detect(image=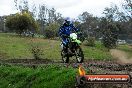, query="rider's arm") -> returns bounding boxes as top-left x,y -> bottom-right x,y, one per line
58,26 -> 63,37
59,26 -> 69,38
70,24 -> 79,32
